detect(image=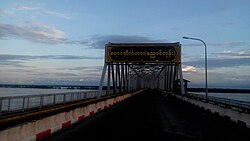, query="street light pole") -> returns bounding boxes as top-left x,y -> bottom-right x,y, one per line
183,36 -> 208,101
